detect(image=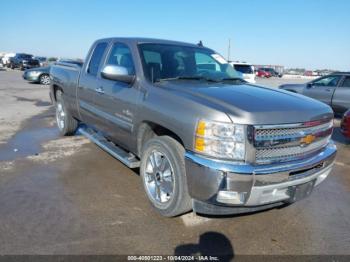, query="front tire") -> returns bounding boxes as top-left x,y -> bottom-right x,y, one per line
140,136 -> 192,217
39,74 -> 51,85
55,90 -> 78,136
